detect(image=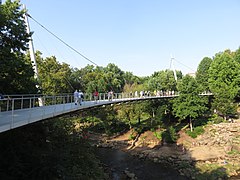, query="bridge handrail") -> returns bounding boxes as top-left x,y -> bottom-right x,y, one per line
0,91 -> 213,112
0,94 -> 74,112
